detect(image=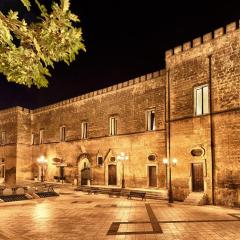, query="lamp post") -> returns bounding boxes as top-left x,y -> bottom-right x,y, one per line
37,155 -> 47,182
163,158 -> 177,203
117,152 -> 129,188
